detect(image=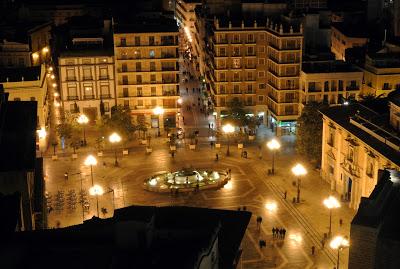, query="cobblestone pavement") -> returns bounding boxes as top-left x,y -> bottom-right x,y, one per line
44,135 -> 355,269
